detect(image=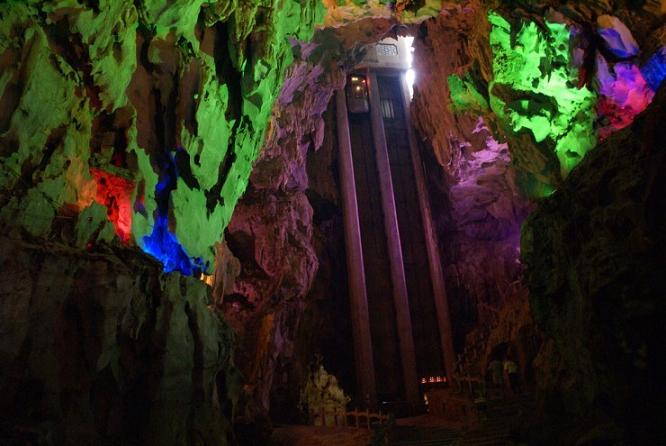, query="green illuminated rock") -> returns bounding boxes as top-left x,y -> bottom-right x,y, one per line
323,0 -> 444,24
64,0 -> 138,111
169,0 -> 324,268
0,0 -> 324,272
488,11 -> 597,196
448,73 -> 489,115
